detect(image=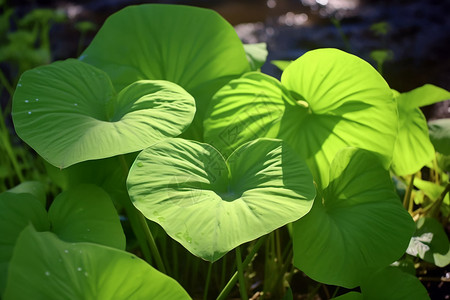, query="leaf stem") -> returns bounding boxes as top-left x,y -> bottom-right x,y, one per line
203,262 -> 213,300
429,182 -> 450,218
216,236 -> 267,300
403,174 -> 416,213
236,246 -> 248,300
